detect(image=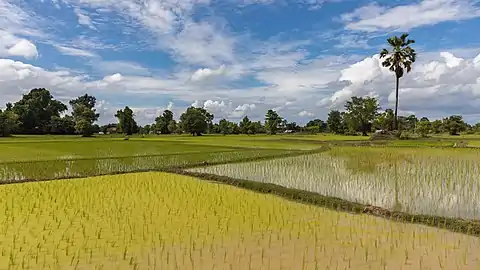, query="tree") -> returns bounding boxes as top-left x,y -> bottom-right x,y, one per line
285,122 -> 300,132
179,107 -> 214,136
404,115 -> 418,132
416,120 -> 431,137
250,121 -> 264,134
49,115 -> 75,135
0,109 -> 19,137
167,120 -> 177,134
443,115 -> 467,135
431,120 -> 443,134
218,119 -> 231,135
70,94 -> 100,137
373,109 -> 394,131
380,33 -> 416,130
115,106 -> 138,135
12,88 -> 67,134
305,119 -> 325,132
264,110 -> 282,135
344,96 -> 380,136
239,116 -> 252,134
327,110 -> 343,134
155,110 -> 174,134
